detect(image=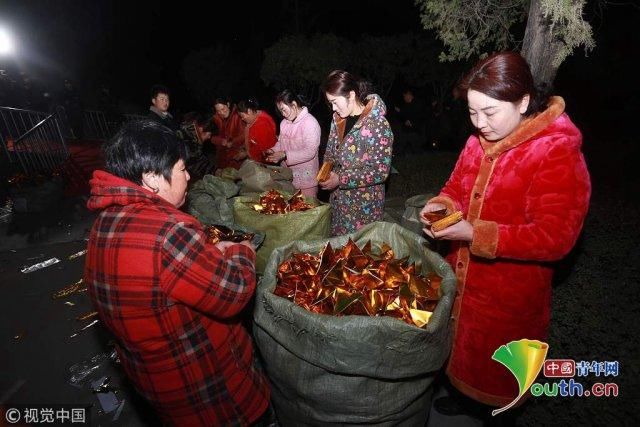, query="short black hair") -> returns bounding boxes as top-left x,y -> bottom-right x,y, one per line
237,98 -> 260,113
104,119 -> 187,185
150,84 -> 170,100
